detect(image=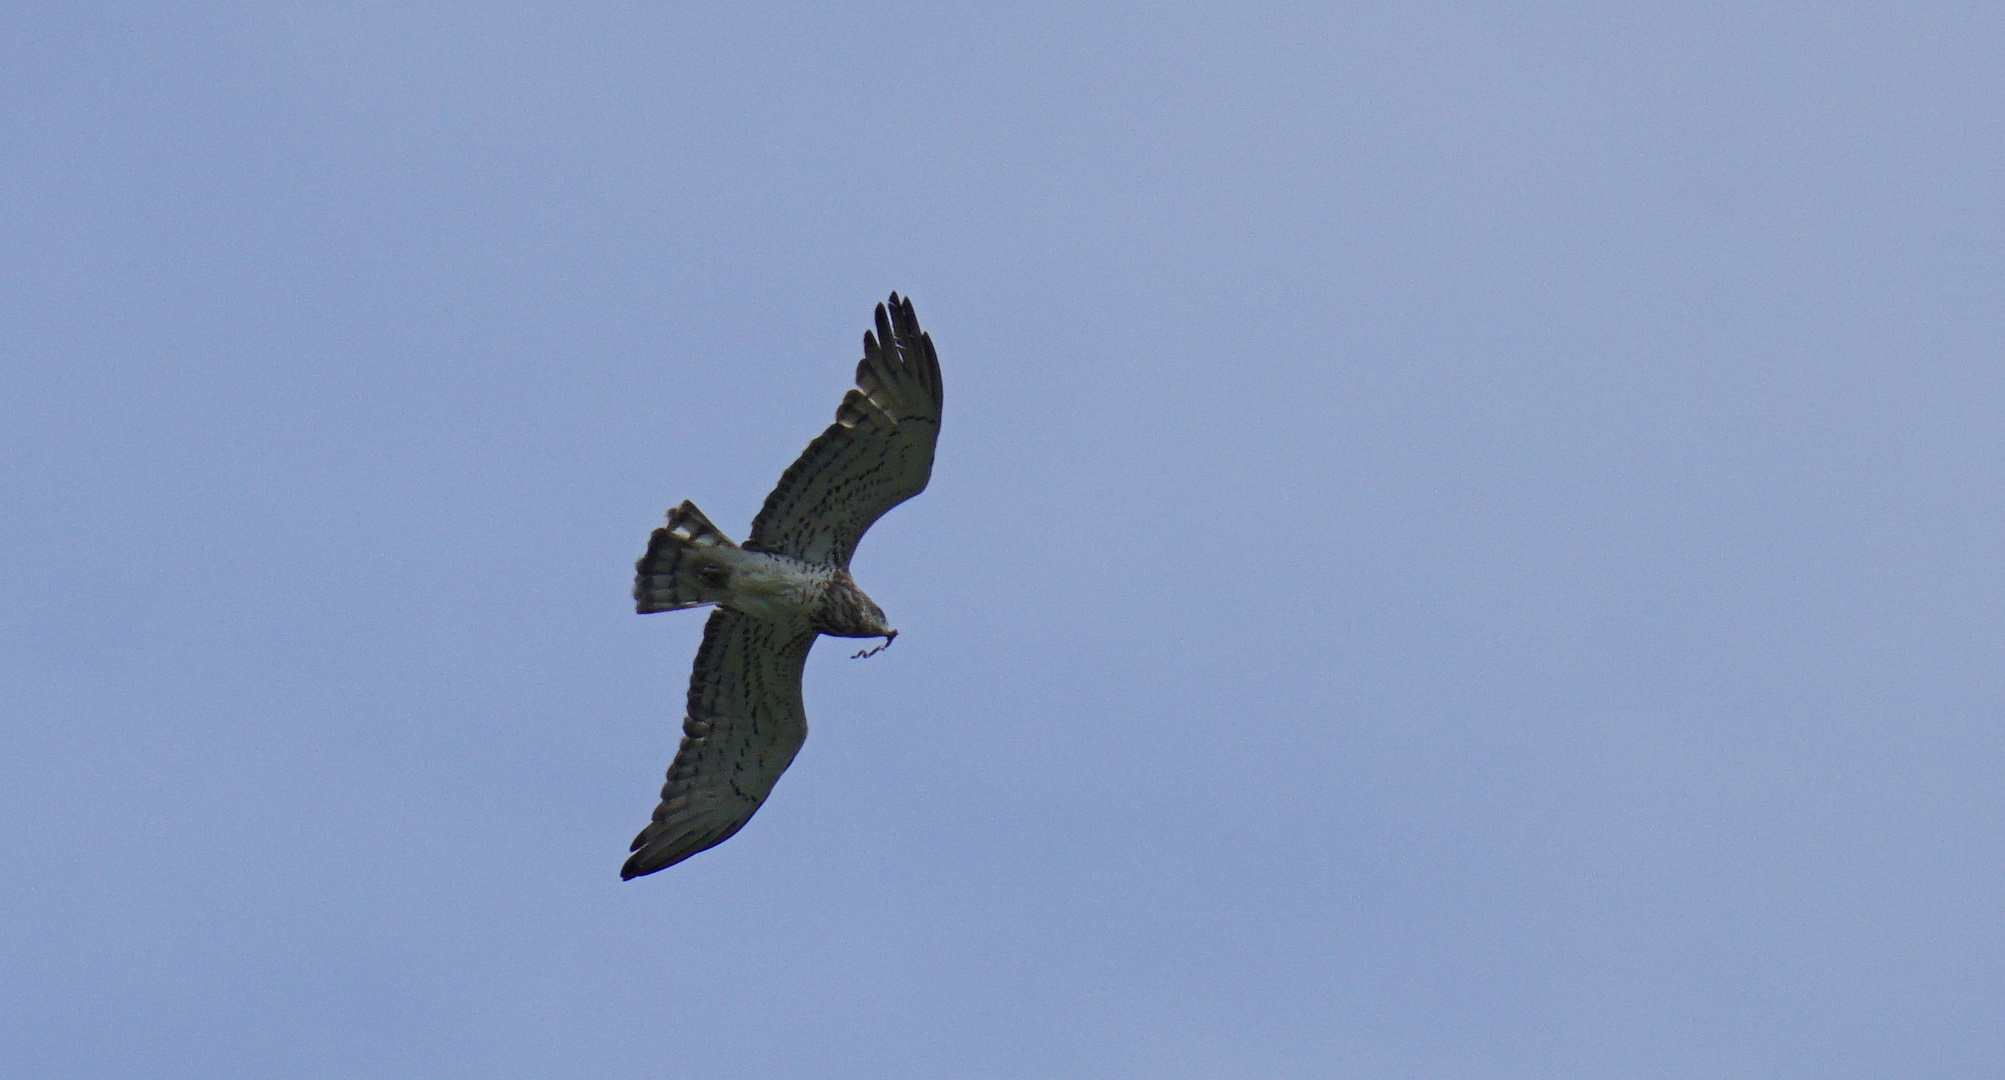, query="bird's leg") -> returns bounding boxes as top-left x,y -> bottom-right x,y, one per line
851,632 -> 896,659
